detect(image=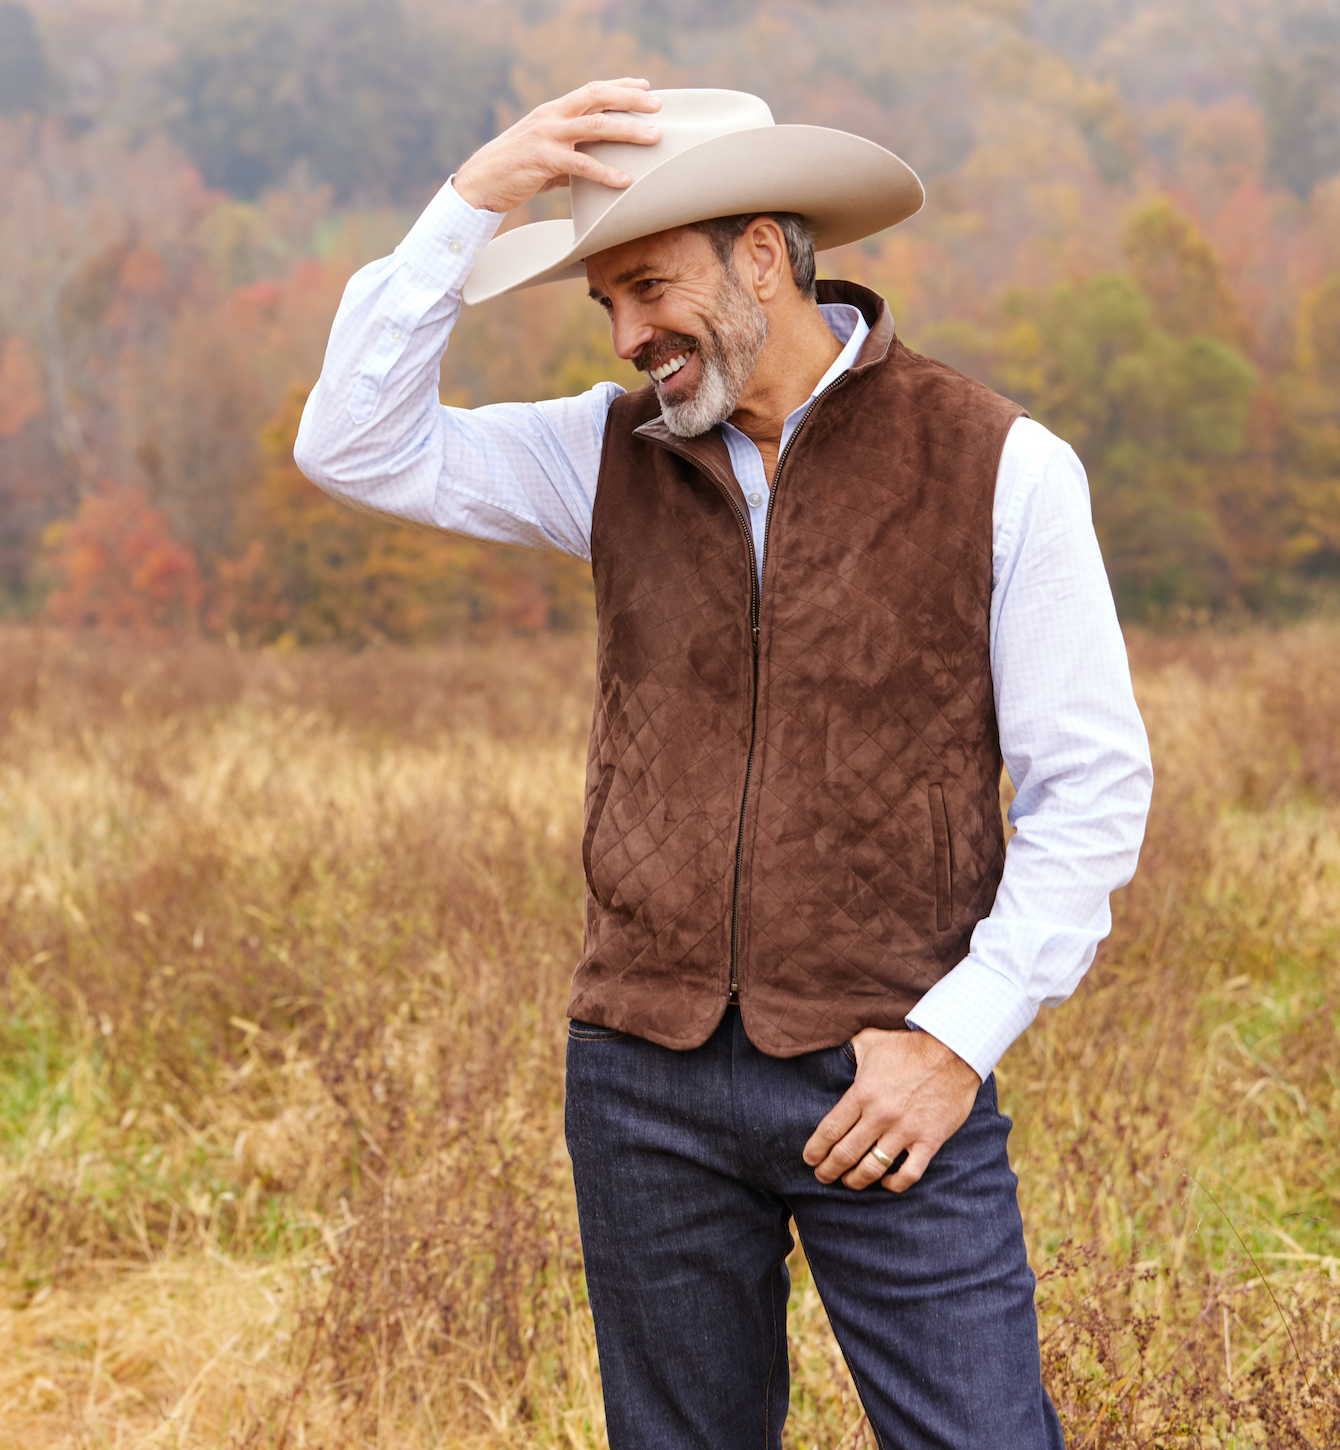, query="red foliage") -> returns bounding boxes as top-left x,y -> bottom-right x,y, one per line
41,483 -> 202,634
